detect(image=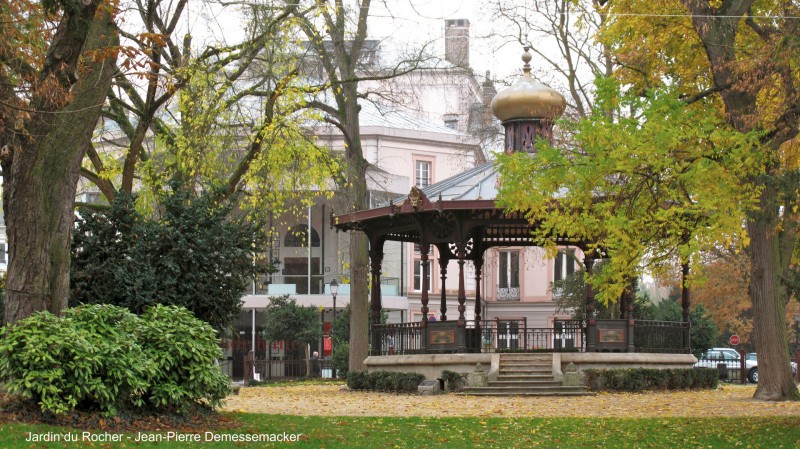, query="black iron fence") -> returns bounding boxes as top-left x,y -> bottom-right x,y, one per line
370,319 -> 584,355
244,356 -> 336,383
633,320 -> 691,354
372,322 -> 423,356
476,319 -> 584,353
